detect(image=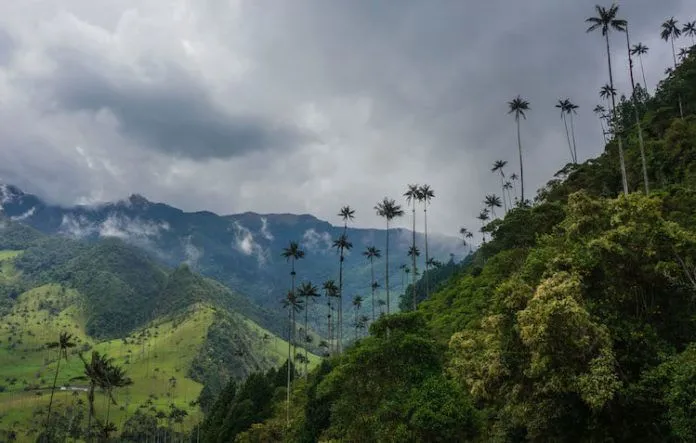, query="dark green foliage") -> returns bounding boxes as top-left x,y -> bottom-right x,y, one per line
200,364 -> 289,443
0,218 -> 43,249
